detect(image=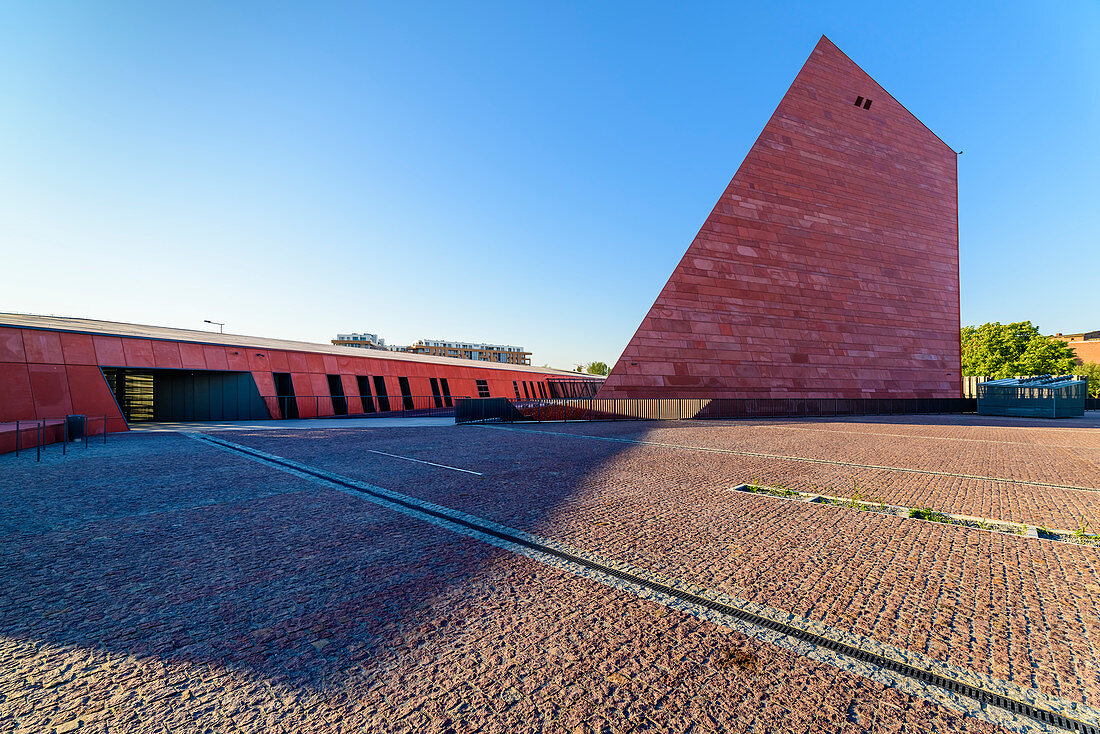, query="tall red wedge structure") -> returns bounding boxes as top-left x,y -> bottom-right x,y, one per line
599,37 -> 960,399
